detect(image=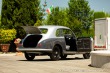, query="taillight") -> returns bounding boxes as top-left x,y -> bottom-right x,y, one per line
37,43 -> 42,47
